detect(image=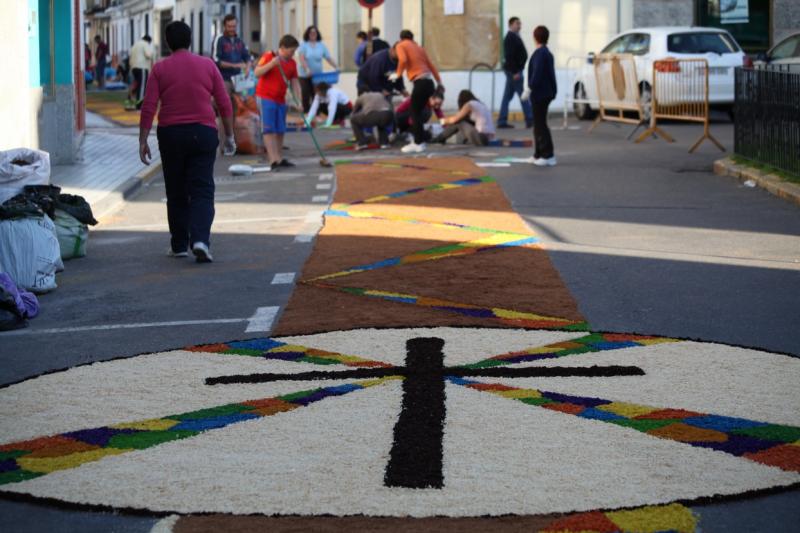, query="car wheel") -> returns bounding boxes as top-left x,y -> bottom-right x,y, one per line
573,83 -> 596,120
639,82 -> 652,123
